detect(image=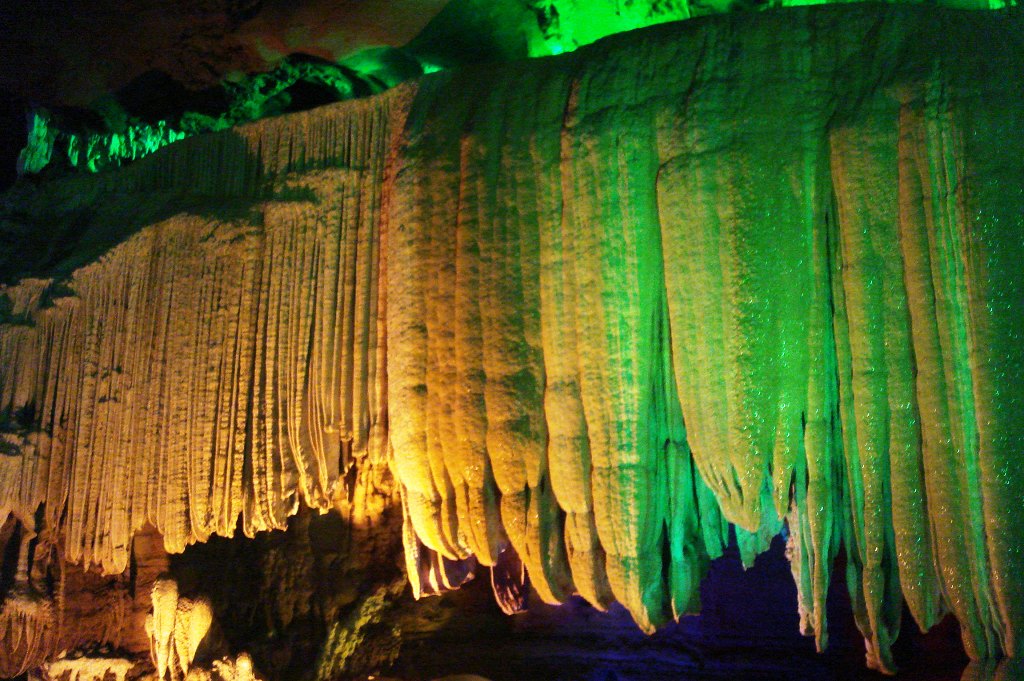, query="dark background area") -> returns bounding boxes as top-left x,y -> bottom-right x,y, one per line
0,94 -> 26,190
385,536 -> 969,681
